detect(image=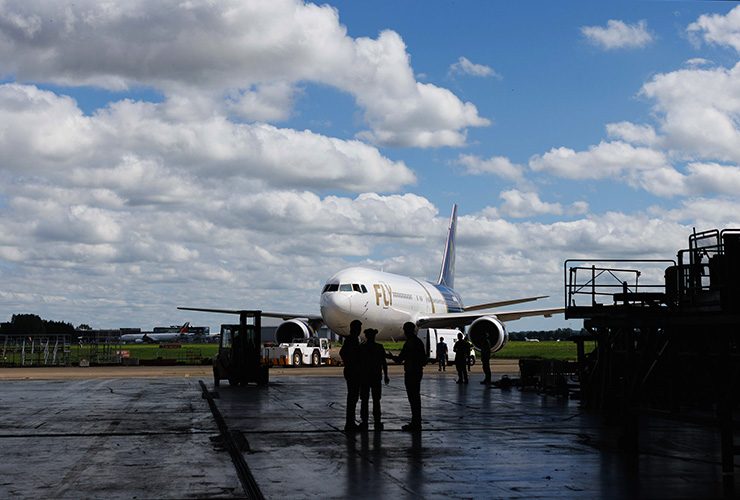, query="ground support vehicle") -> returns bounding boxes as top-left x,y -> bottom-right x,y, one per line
213,311 -> 268,386
262,337 -> 332,366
